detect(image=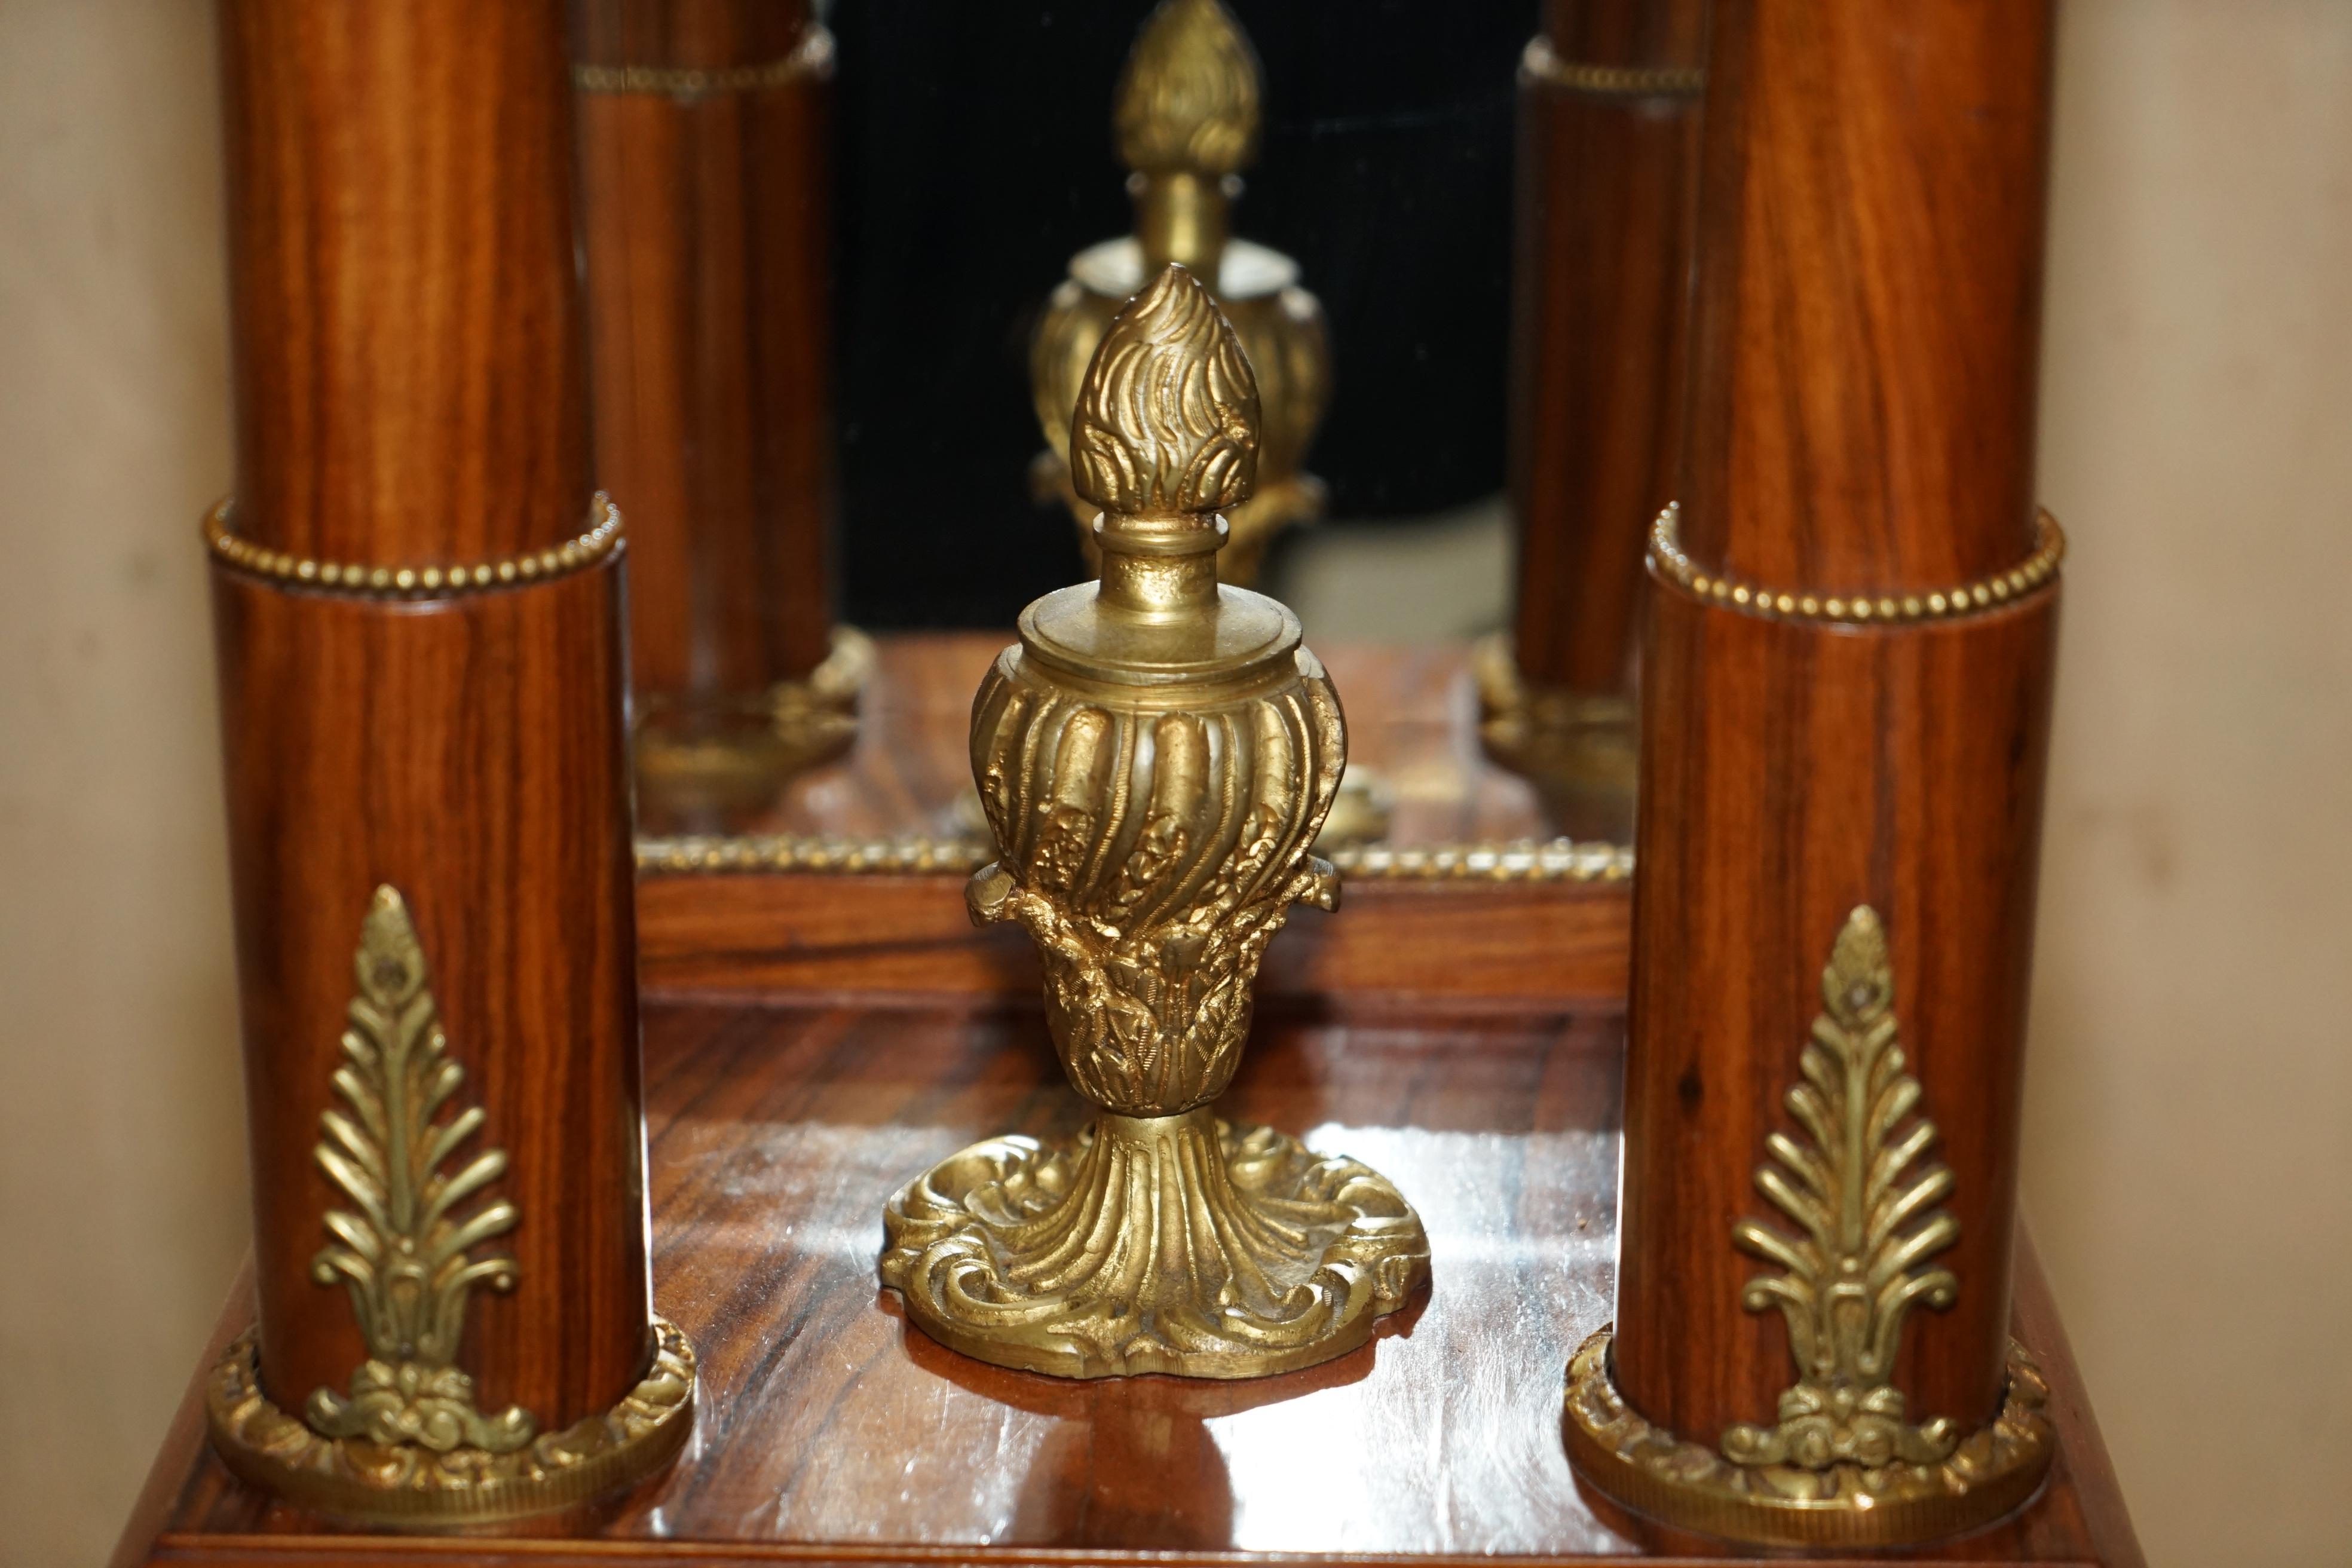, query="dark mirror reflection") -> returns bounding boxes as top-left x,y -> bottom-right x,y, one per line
602,0 -> 1671,850
829,0 -> 1521,629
